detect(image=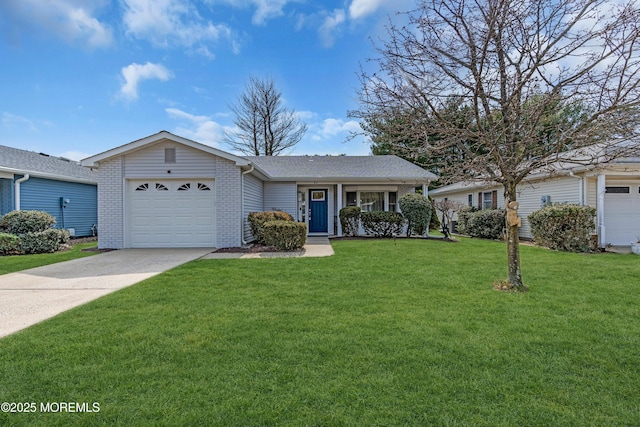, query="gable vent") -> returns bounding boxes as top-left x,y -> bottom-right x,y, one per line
164,148 -> 176,164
